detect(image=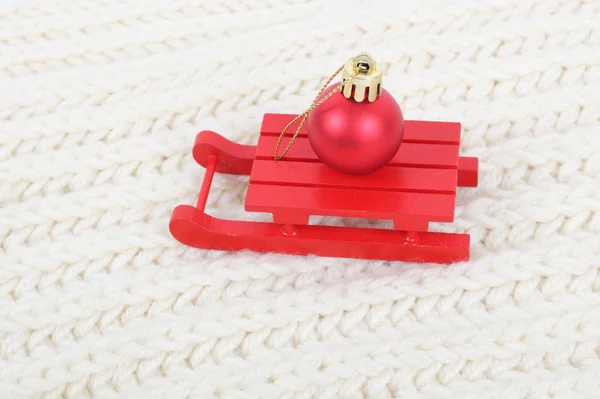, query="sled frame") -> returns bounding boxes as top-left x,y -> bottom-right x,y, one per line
169,114 -> 478,264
